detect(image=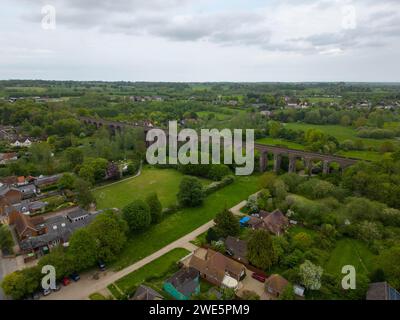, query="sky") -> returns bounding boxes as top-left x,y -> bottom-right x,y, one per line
1,0 -> 400,82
